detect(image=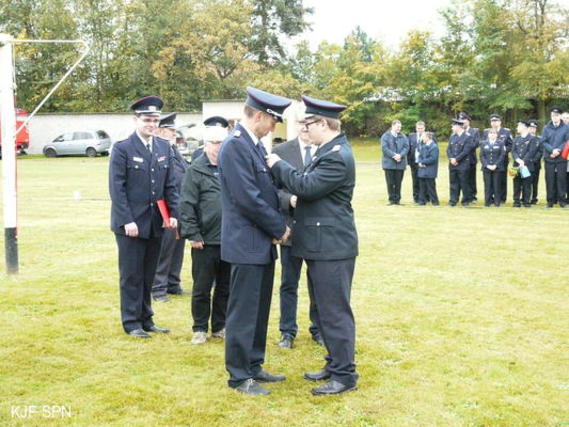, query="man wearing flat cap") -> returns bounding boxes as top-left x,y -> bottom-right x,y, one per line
218,87 -> 292,395
483,114 -> 513,203
151,113 -> 190,303
267,95 -> 359,396
109,96 -> 179,338
541,106 -> 569,207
